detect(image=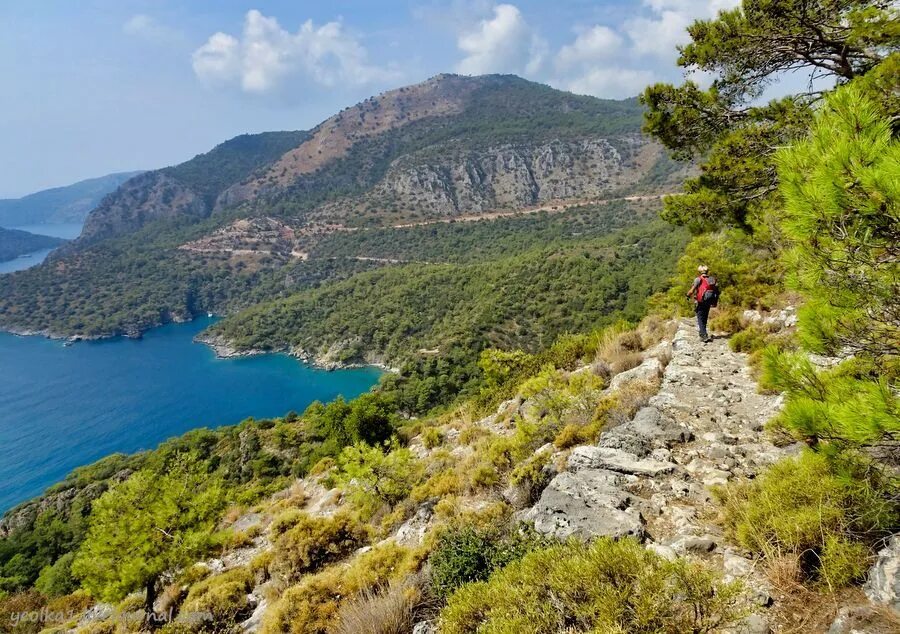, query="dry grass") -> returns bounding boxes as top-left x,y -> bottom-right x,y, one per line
765,564 -> 900,633
635,315 -> 677,348
599,379 -> 660,427
335,578 -> 423,634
